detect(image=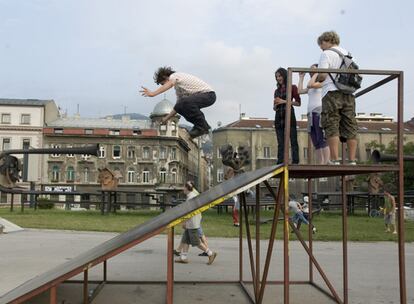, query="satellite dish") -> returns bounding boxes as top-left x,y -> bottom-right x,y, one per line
217,121 -> 222,127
